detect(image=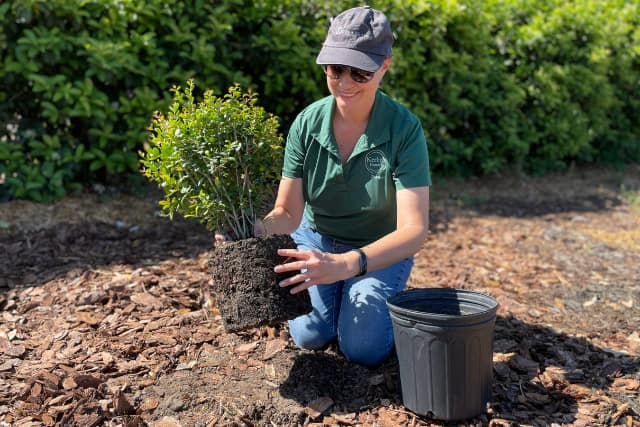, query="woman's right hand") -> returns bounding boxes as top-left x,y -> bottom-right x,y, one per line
273,248 -> 361,294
